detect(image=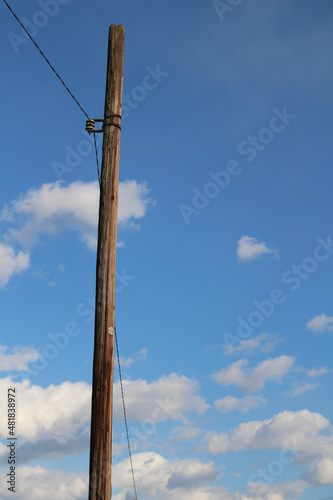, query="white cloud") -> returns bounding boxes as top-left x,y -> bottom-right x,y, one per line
214,395 -> 266,414
113,373 -> 208,422
244,480 -> 308,500
307,457 -> 333,486
167,458 -> 218,490
307,366 -> 331,377
112,452 -> 220,499
118,179 -> 154,226
212,355 -> 294,393
0,242 -> 30,287
306,314 -> 333,333
0,372 -> 207,464
0,465 -> 87,500
0,460 -> 309,500
222,333 -> 281,356
237,236 -> 279,262
0,378 -> 91,444
0,454 -> 225,500
290,383 -> 318,397
206,409 -> 331,456
0,344 -> 40,372
31,266 -> 51,281
113,453 -> 309,500
1,179 -> 154,250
